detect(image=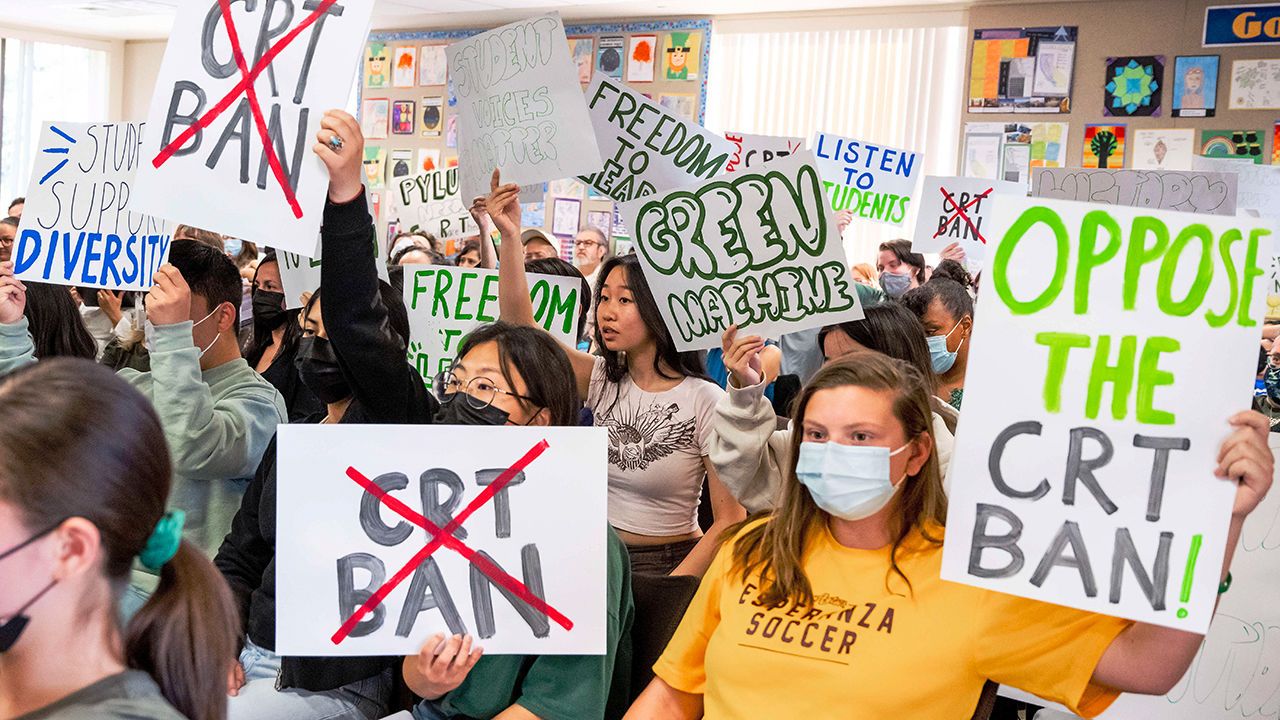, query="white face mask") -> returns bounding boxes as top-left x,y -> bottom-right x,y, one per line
795,441 -> 910,521
145,305 -> 221,357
